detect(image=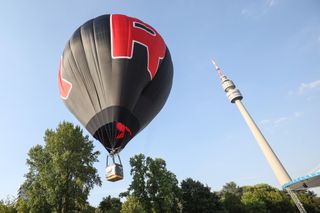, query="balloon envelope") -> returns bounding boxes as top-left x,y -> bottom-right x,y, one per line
58,14 -> 173,154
